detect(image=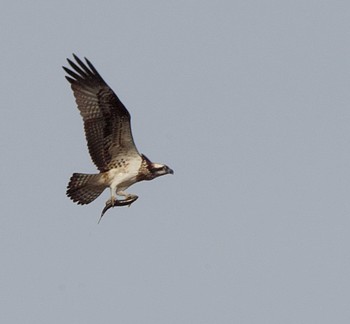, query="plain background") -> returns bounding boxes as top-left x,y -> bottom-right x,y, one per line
1,1 -> 350,323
